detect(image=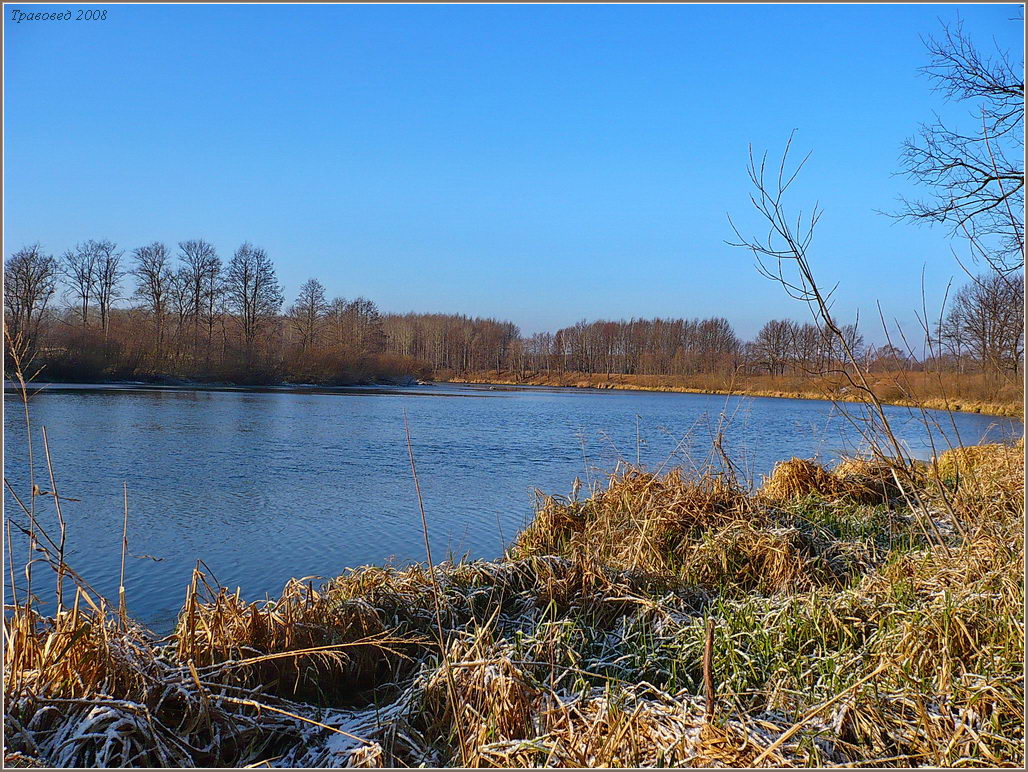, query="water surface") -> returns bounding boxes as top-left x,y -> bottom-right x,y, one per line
3,381 -> 1020,631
